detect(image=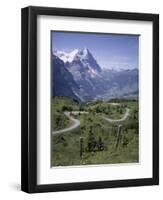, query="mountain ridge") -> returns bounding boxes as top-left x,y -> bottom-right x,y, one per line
53,48 -> 138,101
